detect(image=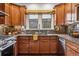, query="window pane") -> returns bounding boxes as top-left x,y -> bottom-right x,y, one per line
42,14 -> 51,19
29,14 -> 38,19
29,19 -> 38,29
42,19 -> 51,28
42,14 -> 52,29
